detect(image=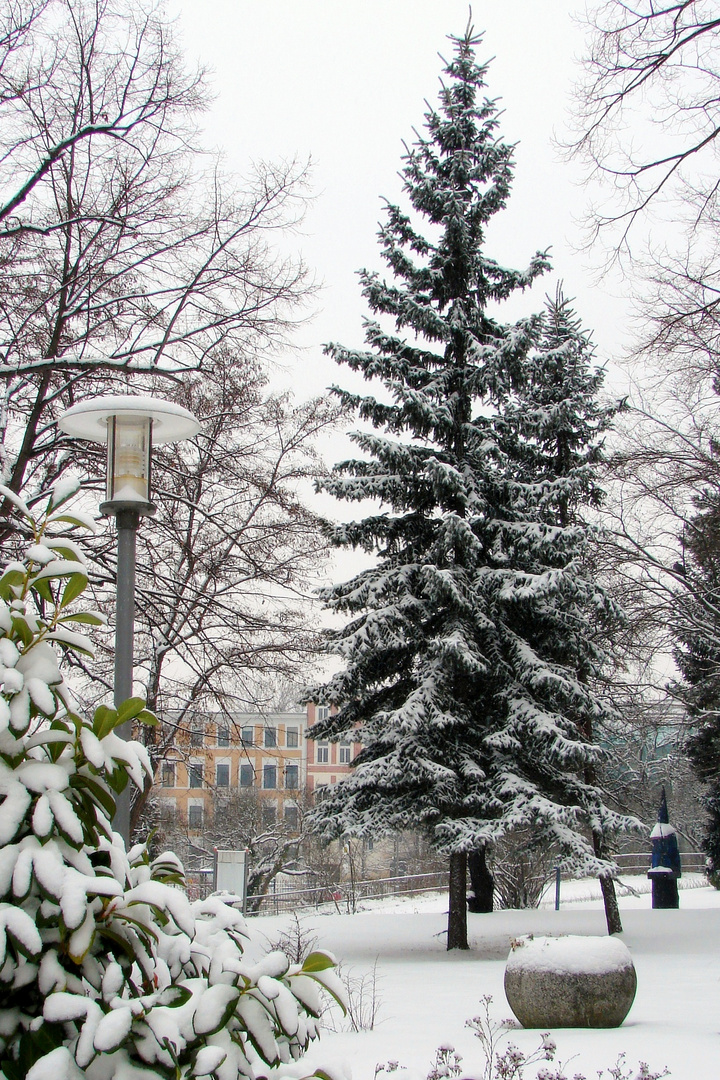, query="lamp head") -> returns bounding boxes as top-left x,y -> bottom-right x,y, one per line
58,395 -> 201,517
